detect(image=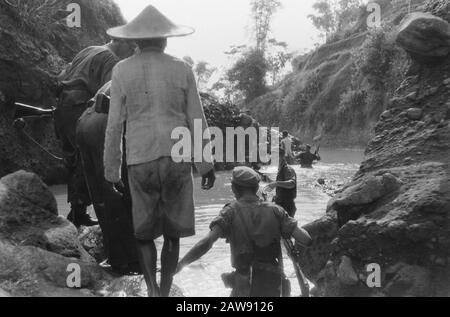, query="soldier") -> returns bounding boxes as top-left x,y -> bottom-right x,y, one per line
296,144 -> 321,168
177,167 -> 312,297
56,38 -> 135,227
